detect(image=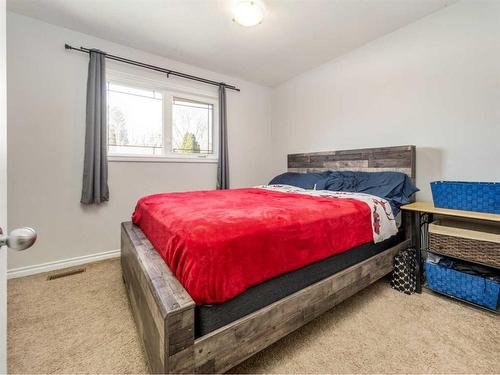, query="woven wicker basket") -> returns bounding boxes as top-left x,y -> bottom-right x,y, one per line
429,220 -> 500,269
